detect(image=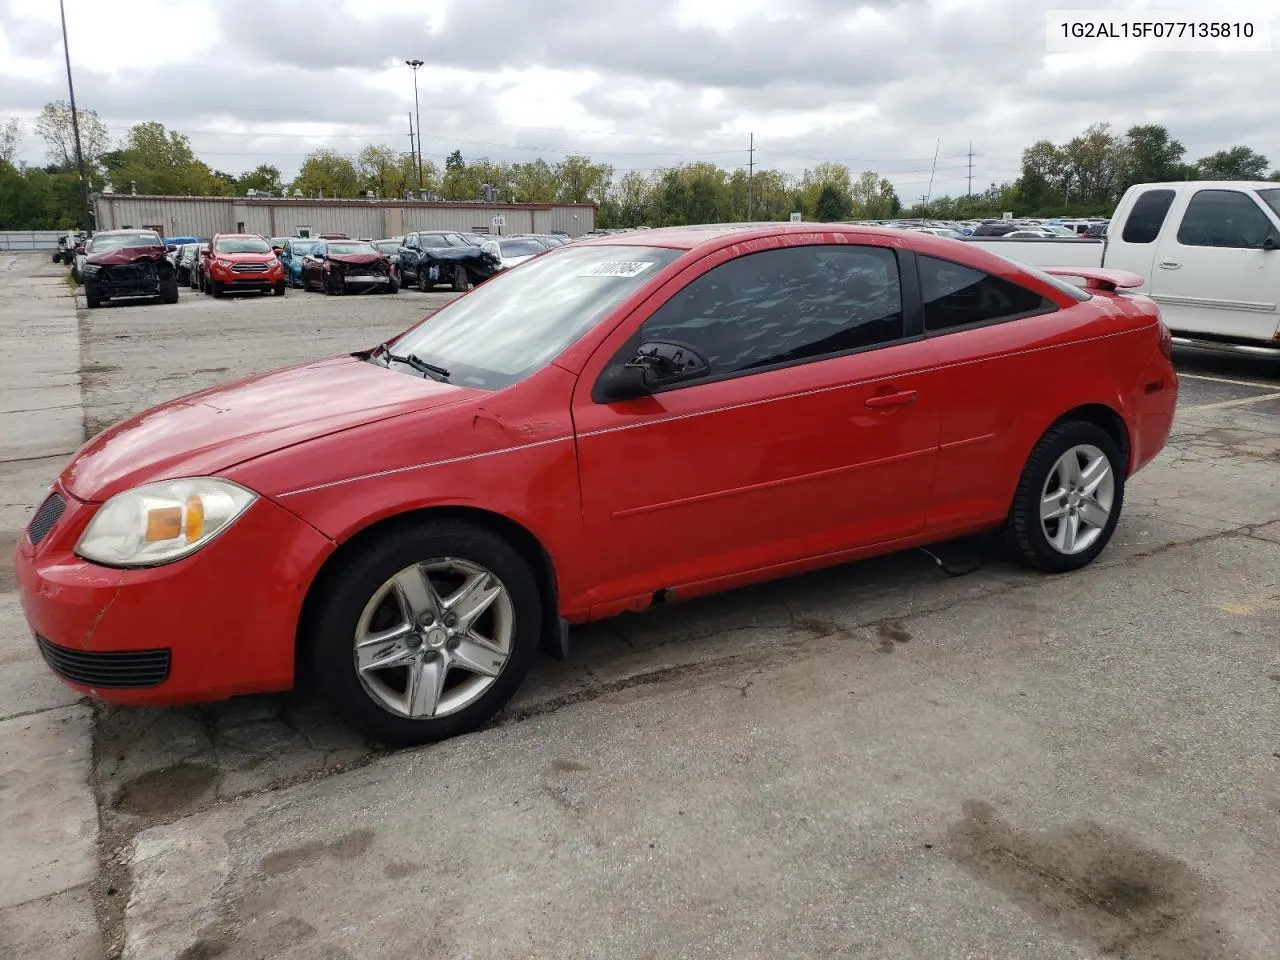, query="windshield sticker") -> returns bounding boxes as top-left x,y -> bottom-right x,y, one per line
578,261 -> 656,278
